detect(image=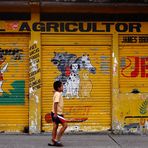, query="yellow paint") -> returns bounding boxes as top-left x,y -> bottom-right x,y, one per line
29,12 -> 41,134
114,94 -> 148,131
119,45 -> 148,93
112,33 -> 119,132
0,19 -> 148,133
113,34 -> 148,133
0,34 -> 29,132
